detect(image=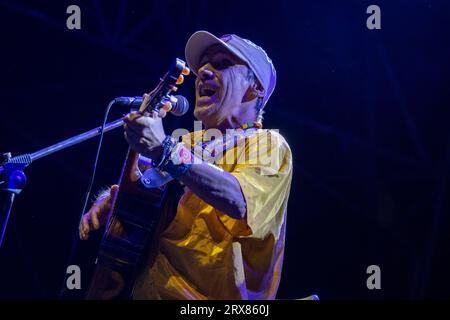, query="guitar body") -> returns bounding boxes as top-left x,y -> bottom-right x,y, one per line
86,150 -> 175,299
86,59 -> 189,300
